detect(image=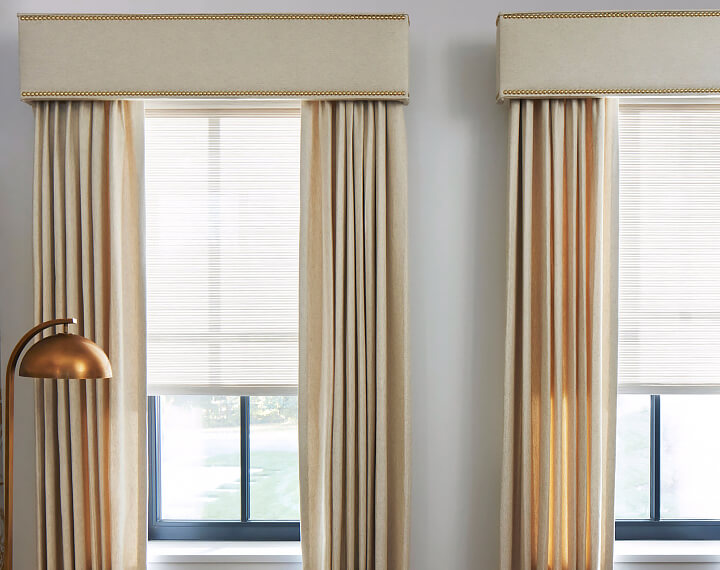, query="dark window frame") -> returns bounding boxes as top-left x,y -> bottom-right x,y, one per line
616,394 -> 720,540
148,395 -> 301,541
